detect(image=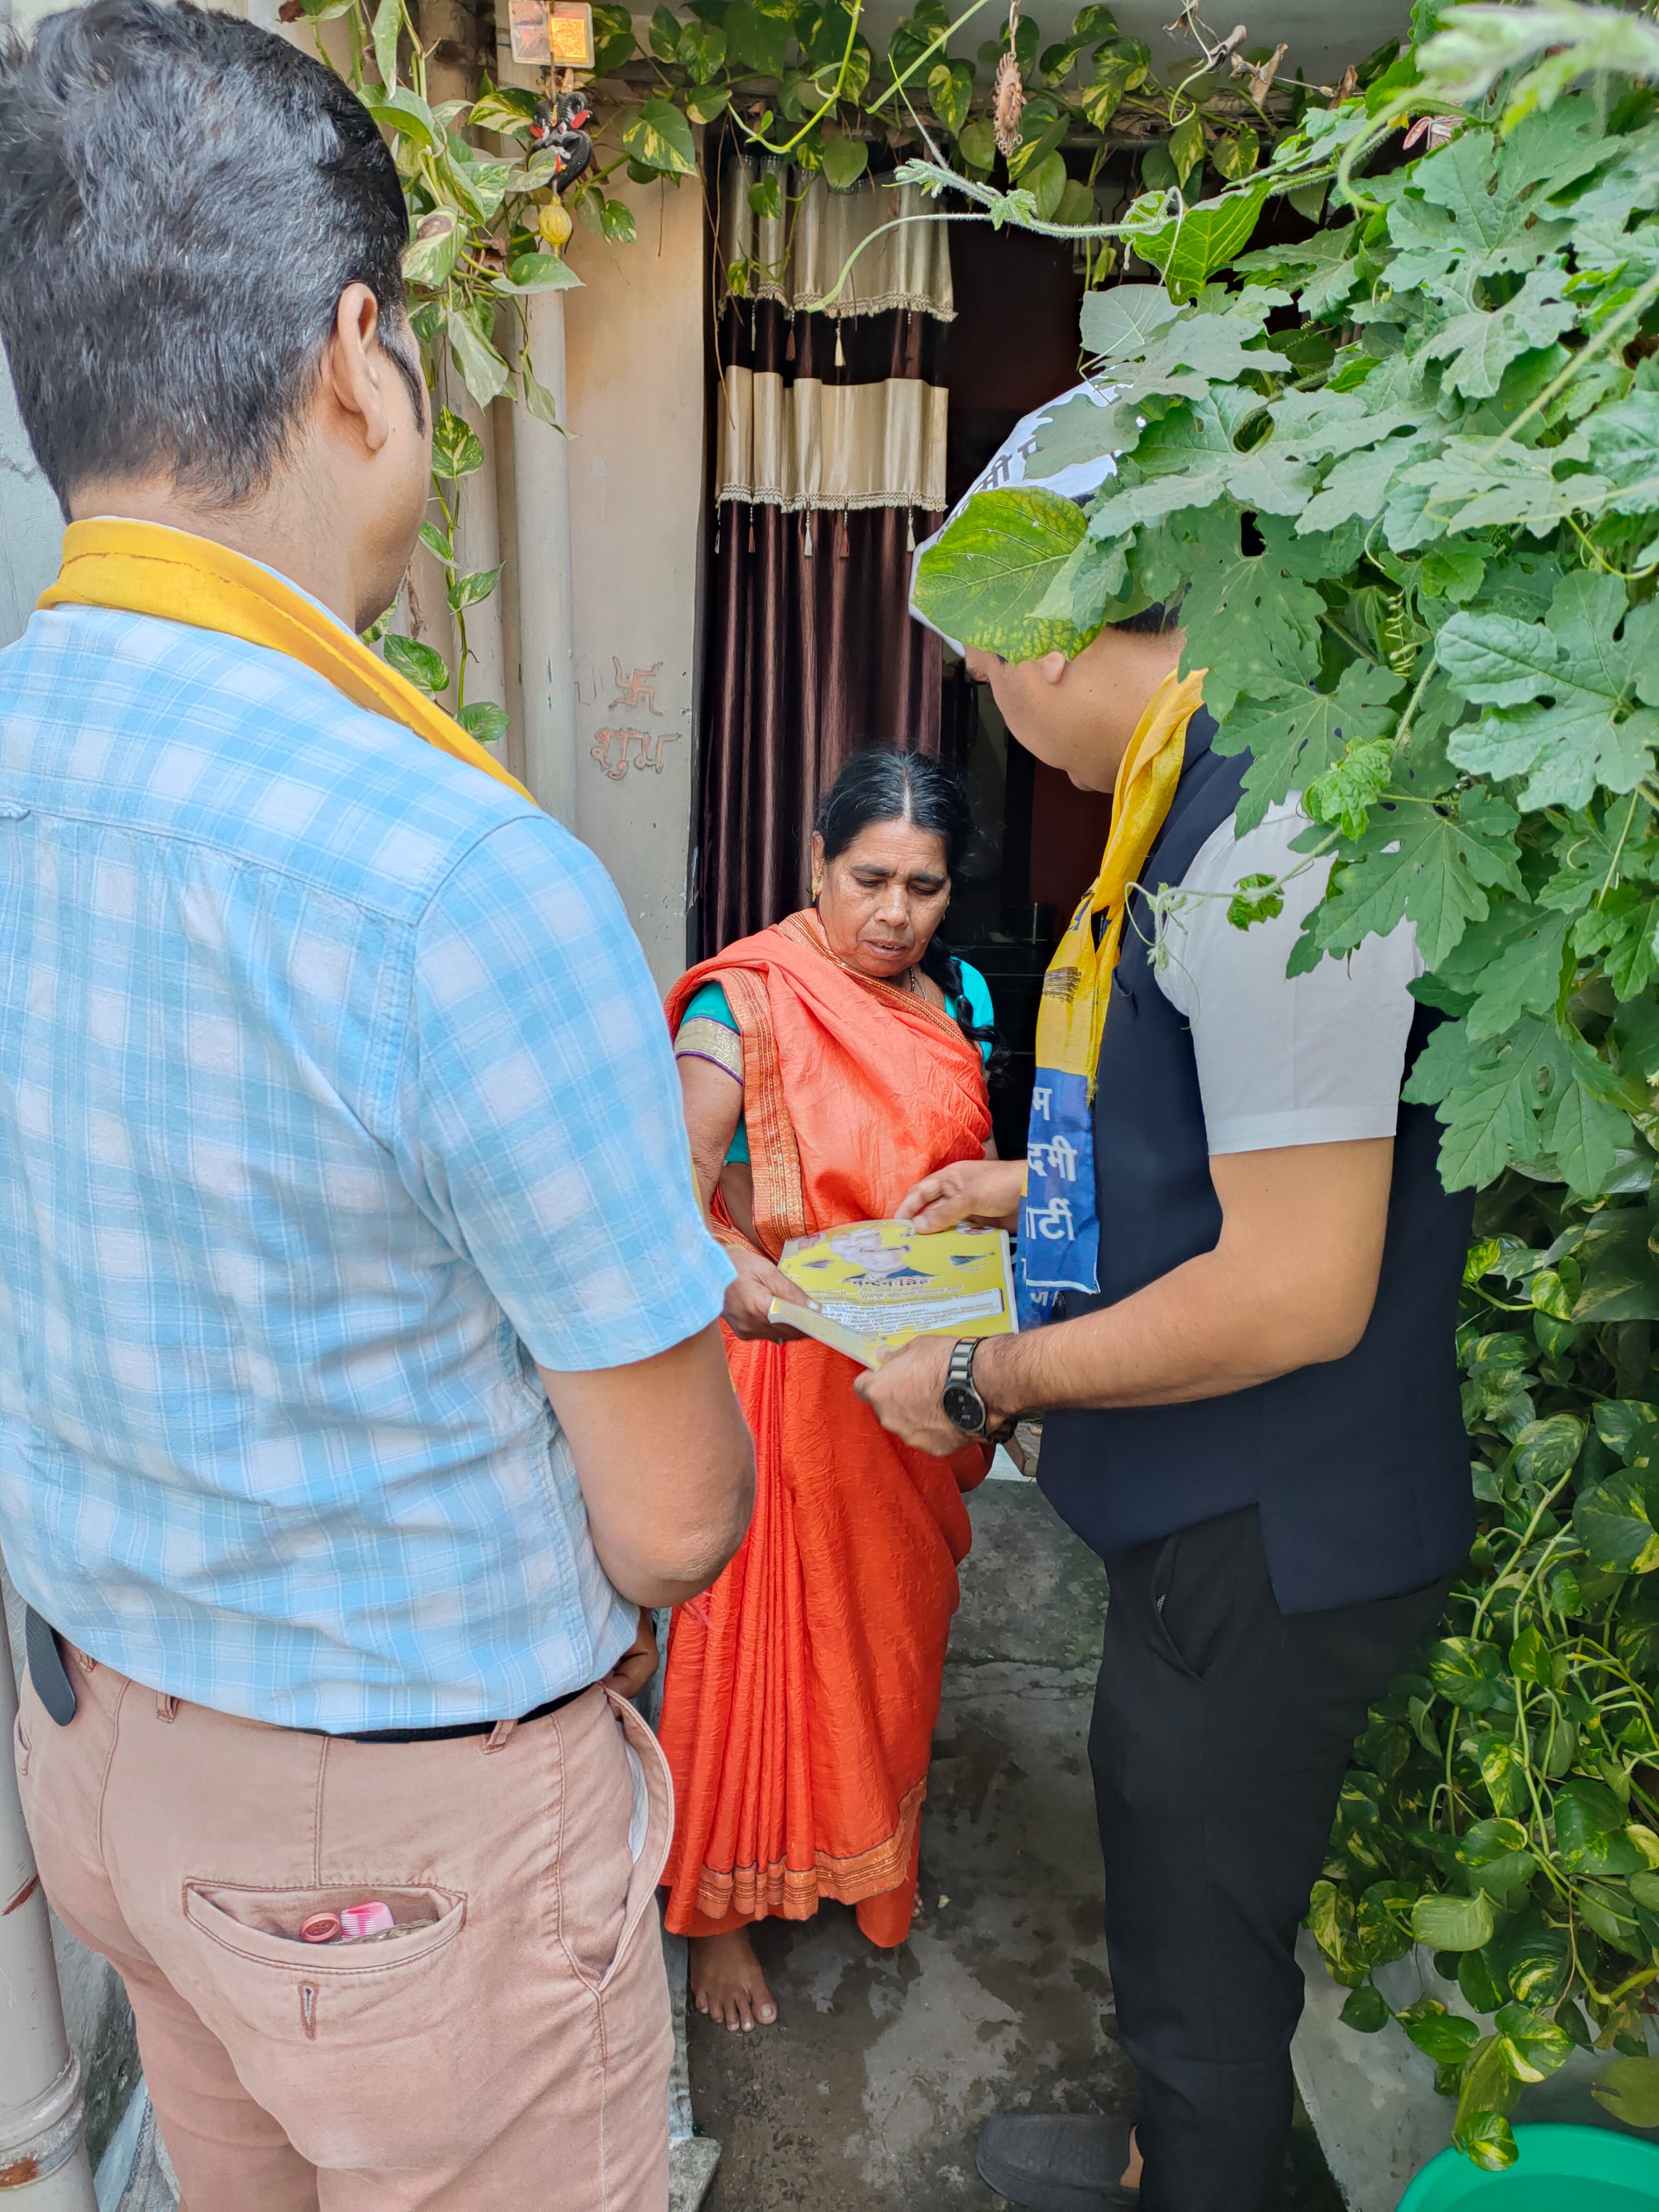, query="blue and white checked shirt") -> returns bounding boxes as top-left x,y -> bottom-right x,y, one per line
0,598 -> 733,1730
